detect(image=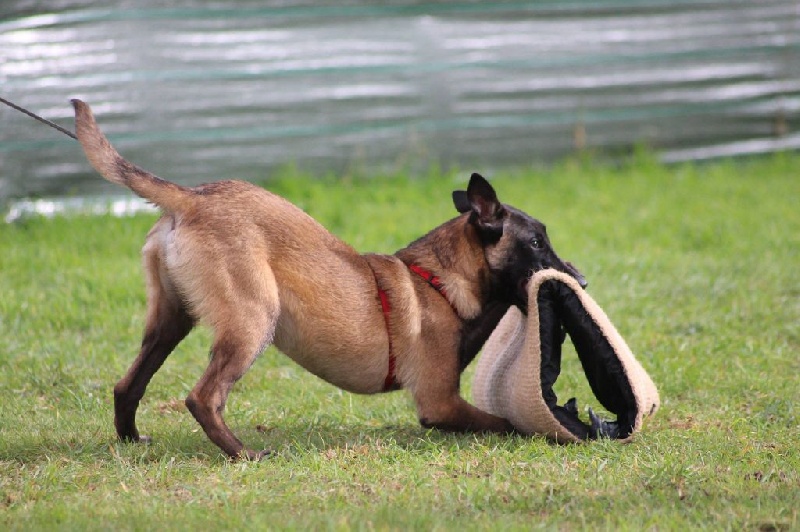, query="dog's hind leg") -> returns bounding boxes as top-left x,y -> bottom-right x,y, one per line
183,270 -> 280,460
184,323 -> 275,460
115,301 -> 193,442
114,237 -> 195,443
